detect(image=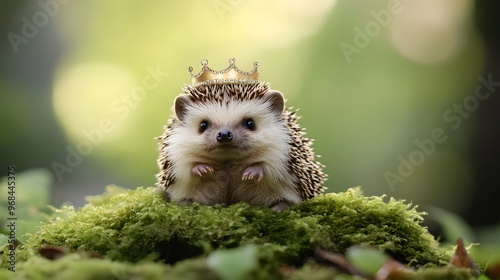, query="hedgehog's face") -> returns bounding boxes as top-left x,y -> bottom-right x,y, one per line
173,90 -> 287,160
